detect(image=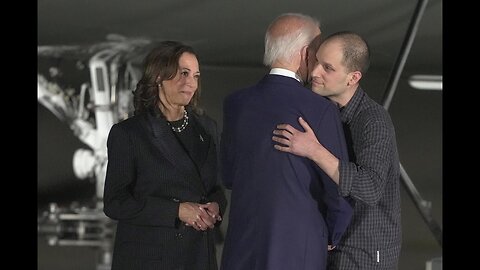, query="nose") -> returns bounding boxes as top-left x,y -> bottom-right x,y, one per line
311,64 -> 322,78
186,75 -> 198,89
